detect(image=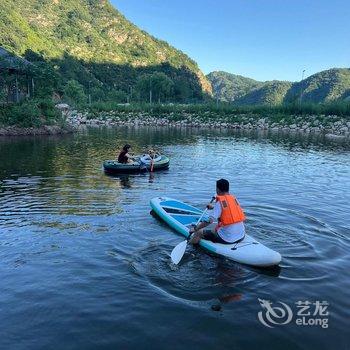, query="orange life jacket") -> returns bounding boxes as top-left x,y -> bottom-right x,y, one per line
216,194 -> 246,227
